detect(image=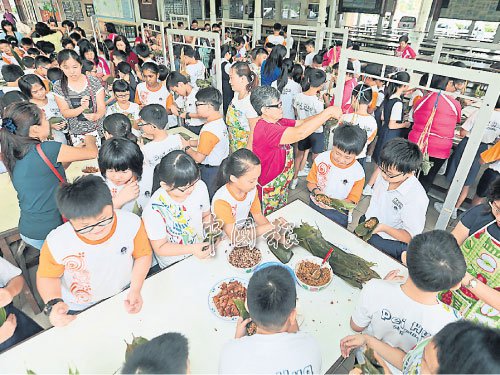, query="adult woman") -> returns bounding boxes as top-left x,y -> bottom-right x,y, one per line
220,44 -> 236,116
0,102 -> 97,249
408,75 -> 462,192
53,49 -> 106,146
227,61 -> 259,152
105,22 -> 118,42
250,86 -> 342,214
113,35 -> 138,70
395,35 -> 417,59
79,40 -> 110,81
32,22 -> 62,52
0,20 -> 22,43
260,44 -> 286,87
